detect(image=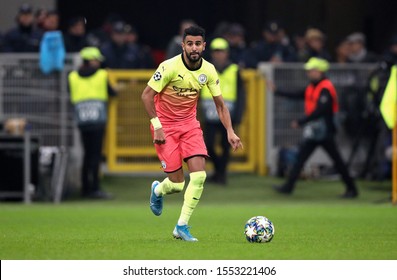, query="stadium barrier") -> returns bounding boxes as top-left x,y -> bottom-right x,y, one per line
0,53 -> 78,202
105,69 -> 267,175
